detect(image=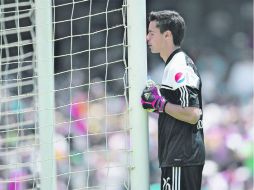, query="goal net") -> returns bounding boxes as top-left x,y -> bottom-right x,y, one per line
52,0 -> 130,189
0,0 -> 148,189
0,0 -> 39,189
